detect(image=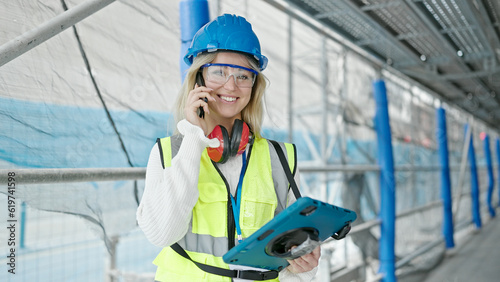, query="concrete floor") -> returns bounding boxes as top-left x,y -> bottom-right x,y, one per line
422,216 -> 500,282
